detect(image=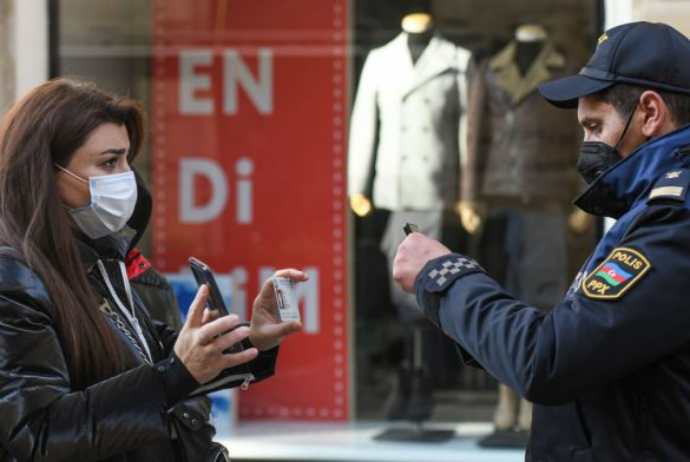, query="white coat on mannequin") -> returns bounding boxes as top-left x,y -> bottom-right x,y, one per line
348,33 -> 472,212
